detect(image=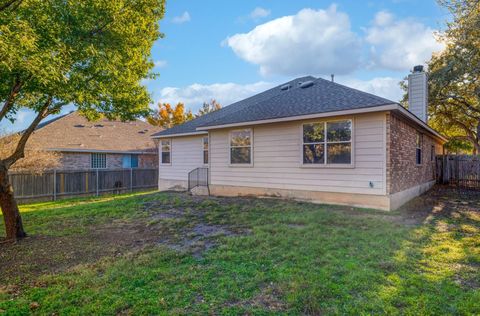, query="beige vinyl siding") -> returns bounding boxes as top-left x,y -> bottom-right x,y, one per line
159,135 -> 205,181
209,113 -> 386,195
